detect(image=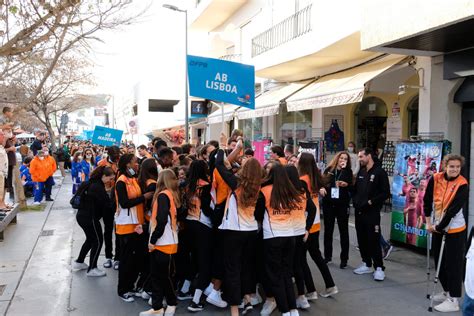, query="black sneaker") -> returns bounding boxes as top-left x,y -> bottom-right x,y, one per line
119,292 -> 135,303
46,197 -> 54,201
188,302 -> 204,312
242,302 -> 253,315
103,259 -> 113,269
340,261 -> 348,269
177,290 -> 193,301
324,258 -> 332,264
